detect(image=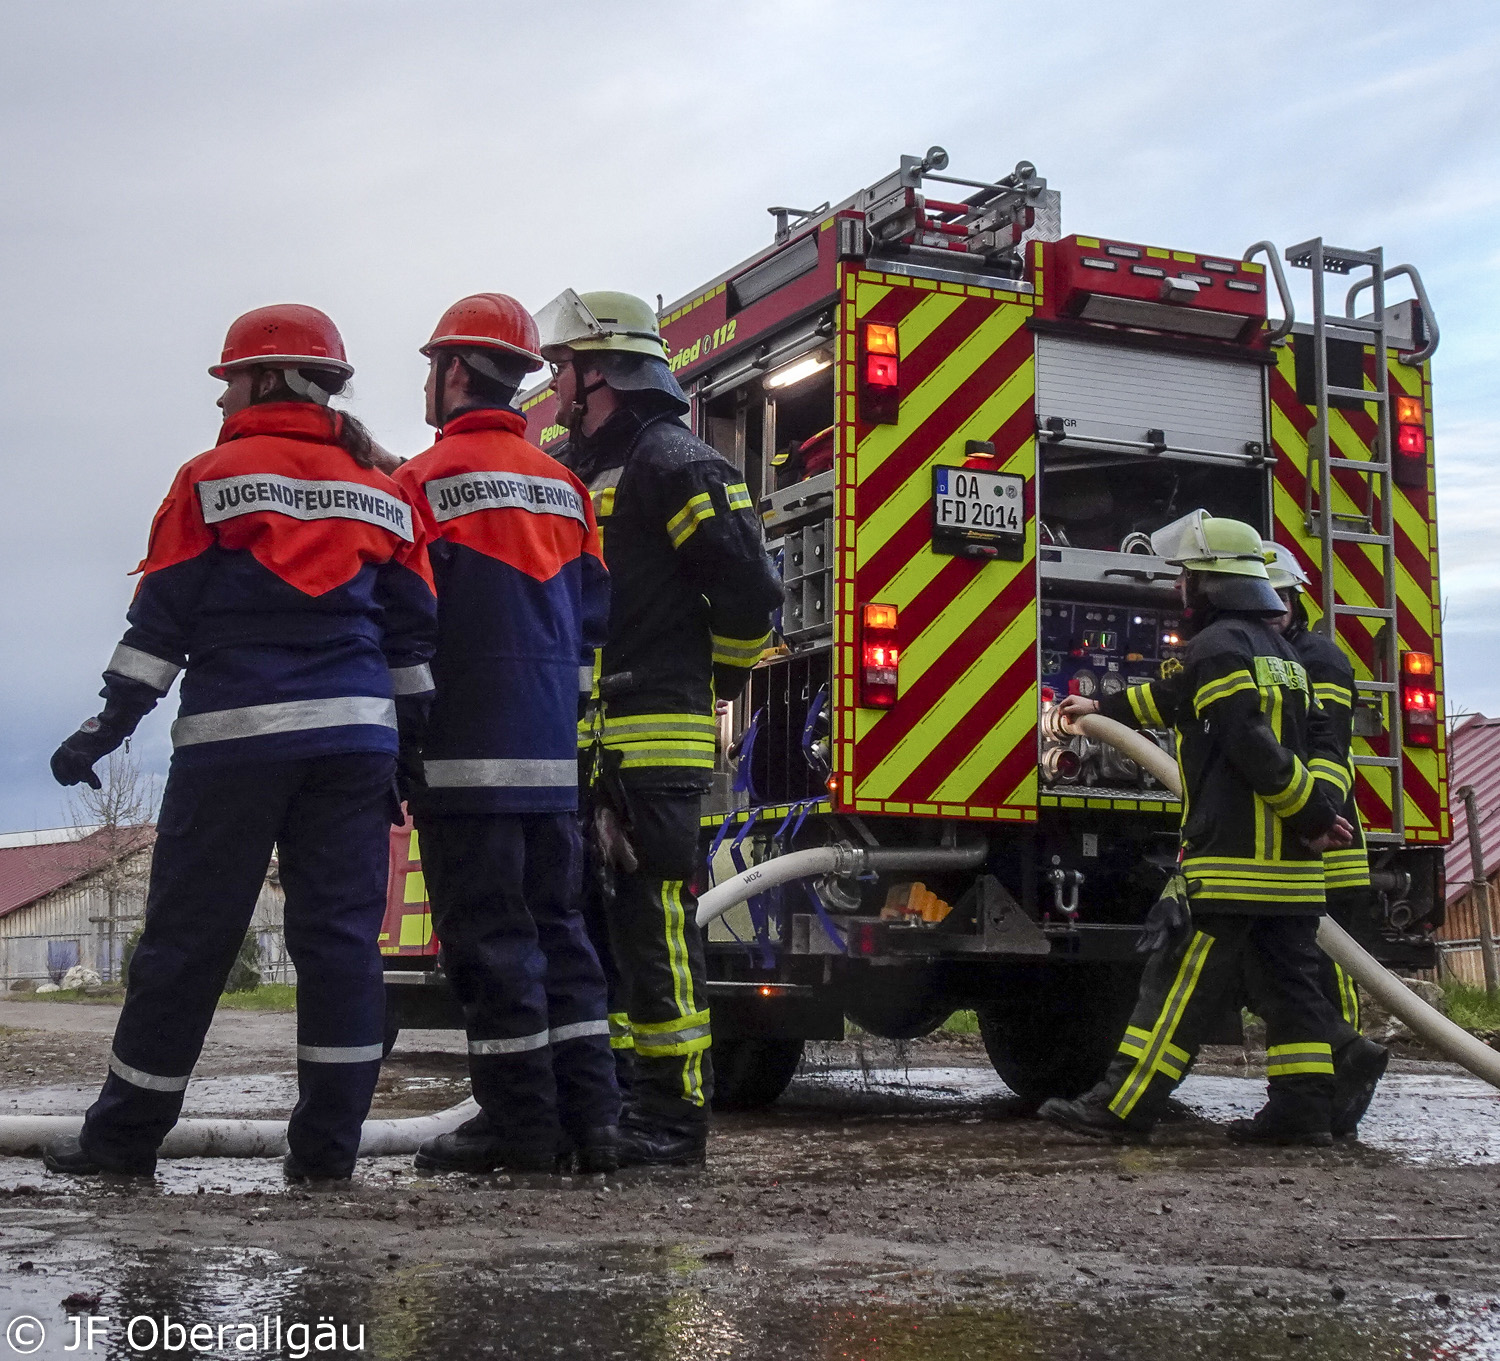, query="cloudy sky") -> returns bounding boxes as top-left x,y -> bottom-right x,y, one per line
2,1 -> 1496,830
